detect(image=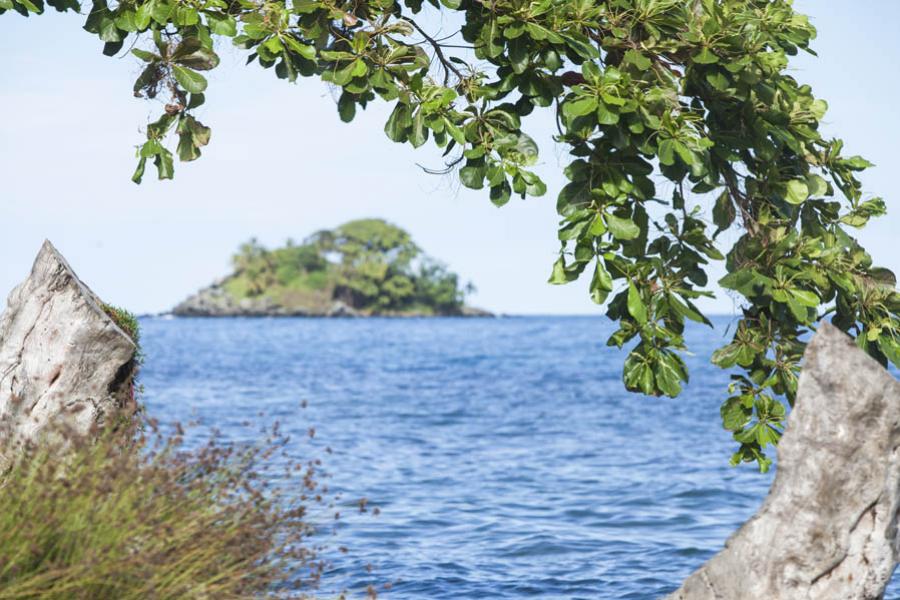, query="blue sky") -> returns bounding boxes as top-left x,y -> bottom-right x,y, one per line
1,2 -> 898,315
